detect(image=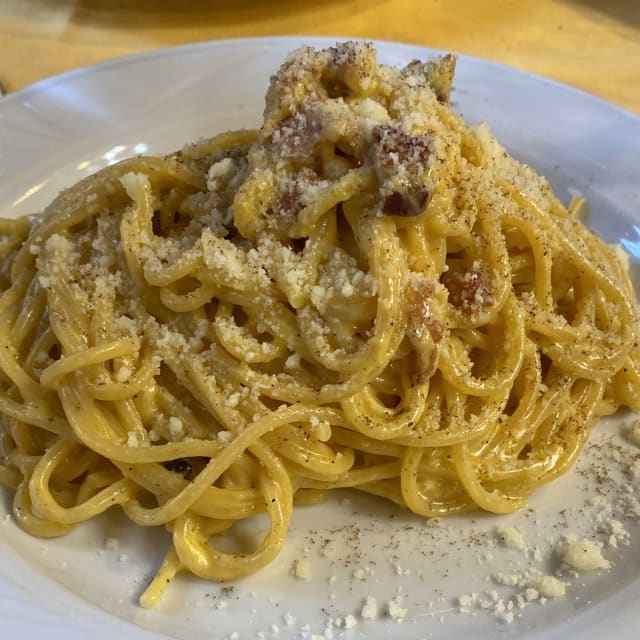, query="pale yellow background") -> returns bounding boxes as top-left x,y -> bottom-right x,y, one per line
1,0 -> 639,114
